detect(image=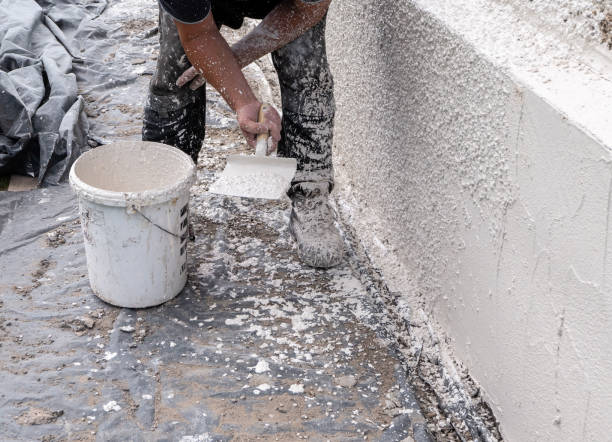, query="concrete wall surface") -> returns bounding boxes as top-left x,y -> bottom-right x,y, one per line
326,1 -> 612,440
